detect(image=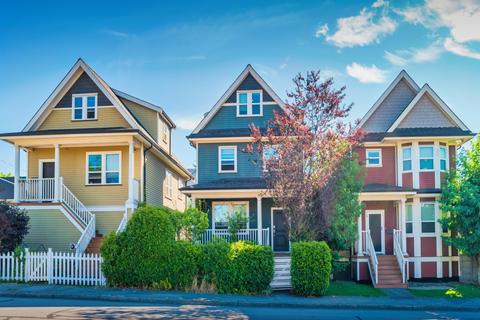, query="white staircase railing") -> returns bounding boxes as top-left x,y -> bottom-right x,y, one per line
116,213 -> 128,234
59,178 -> 93,227
365,230 -> 379,285
393,229 -> 407,284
